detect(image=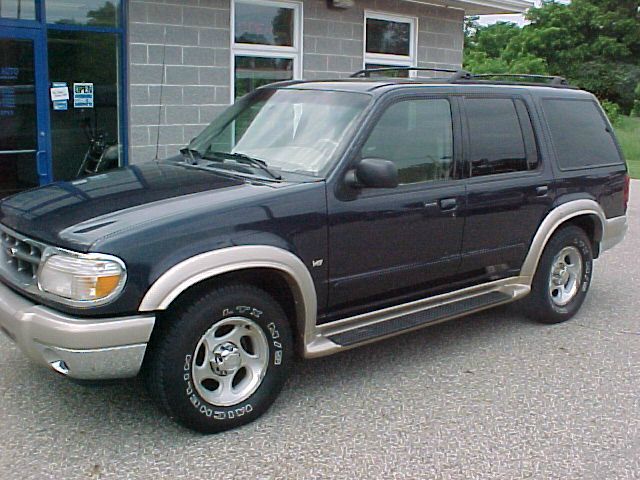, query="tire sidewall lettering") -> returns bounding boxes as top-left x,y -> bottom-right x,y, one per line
181,303 -> 284,420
